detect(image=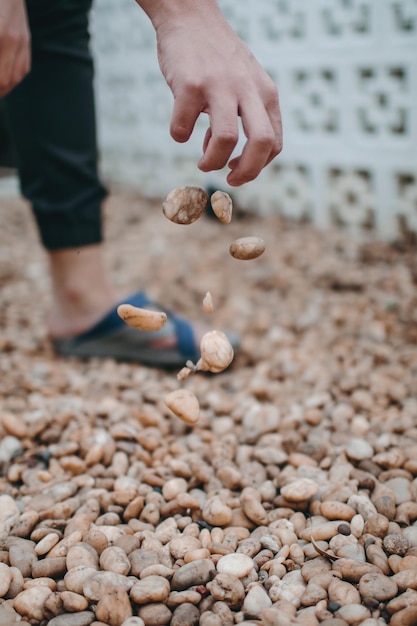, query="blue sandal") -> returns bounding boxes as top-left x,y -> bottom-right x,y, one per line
52,291 -> 239,367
